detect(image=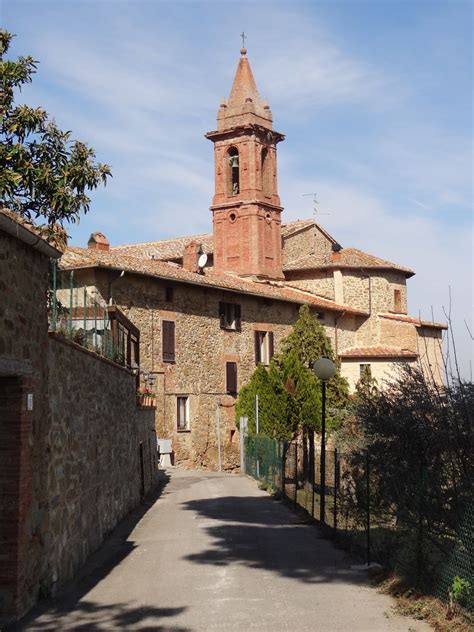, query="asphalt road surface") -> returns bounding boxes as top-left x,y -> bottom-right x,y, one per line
16,469 -> 432,631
